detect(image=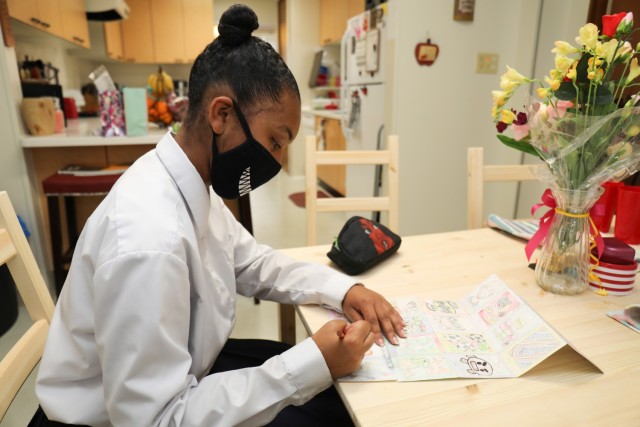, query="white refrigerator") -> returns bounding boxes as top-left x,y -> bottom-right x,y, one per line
340,3 -> 390,200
